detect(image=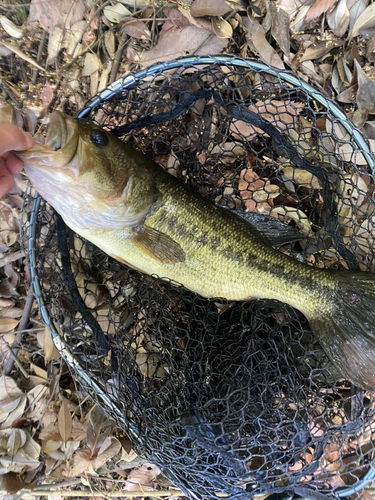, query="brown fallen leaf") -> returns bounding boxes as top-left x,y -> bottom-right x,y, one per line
81,53 -> 100,77
328,0 -> 350,37
0,318 -> 19,334
299,38 -> 343,63
103,3 -> 131,23
281,166 -> 322,190
211,18 -> 233,38
164,6 -> 231,38
238,167 -> 279,214
139,25 -> 227,67
270,3 -> 290,57
271,206 -> 312,235
0,42 -> 46,72
124,19 -> 151,41
43,325 -> 60,363
351,2 -> 375,39
28,0 -> 87,33
242,17 -> 284,70
230,99 -> 305,141
191,0 -> 234,17
354,60 -> 375,114
58,400 -> 72,443
67,436 -> 122,477
304,0 -> 338,24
